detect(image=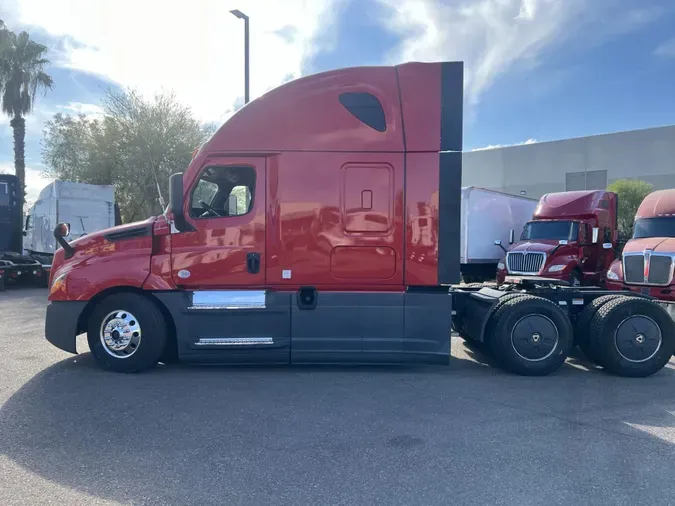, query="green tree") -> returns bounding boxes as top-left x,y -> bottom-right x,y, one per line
42,88 -> 215,222
607,179 -> 654,241
0,23 -> 53,212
